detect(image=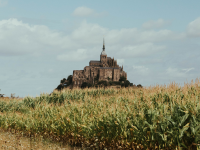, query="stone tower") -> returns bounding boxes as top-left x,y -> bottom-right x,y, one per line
100,38 -> 107,64
72,38 -> 127,87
